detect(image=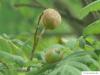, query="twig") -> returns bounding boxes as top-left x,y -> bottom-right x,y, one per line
14,0 -> 46,9
14,3 -> 45,9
